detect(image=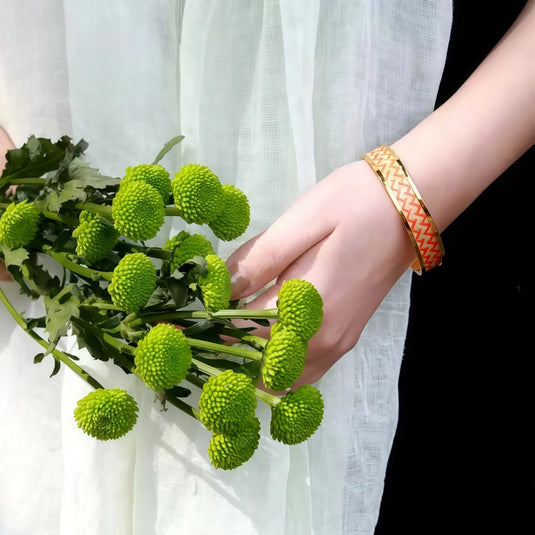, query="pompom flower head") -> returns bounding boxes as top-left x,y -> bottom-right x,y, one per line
74,388 -> 138,441
208,417 -> 261,470
199,370 -> 257,433
163,232 -> 215,274
134,323 -> 192,391
0,200 -> 40,249
270,384 -> 324,445
112,180 -> 165,241
277,279 -> 323,341
171,163 -> 223,224
198,254 -> 231,312
262,327 -> 308,391
72,210 -> 119,264
108,253 -> 156,311
208,184 -> 250,241
123,163 -> 172,202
